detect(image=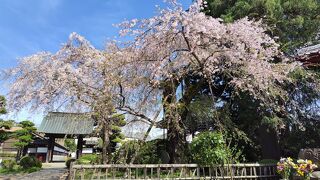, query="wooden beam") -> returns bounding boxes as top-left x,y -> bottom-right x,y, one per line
76,135 -> 83,159
44,133 -> 76,138
46,135 -> 55,162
